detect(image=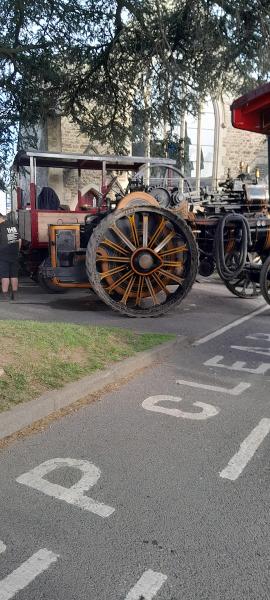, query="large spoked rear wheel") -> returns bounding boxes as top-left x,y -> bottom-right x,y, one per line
86,206 -> 198,317
260,256 -> 270,305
